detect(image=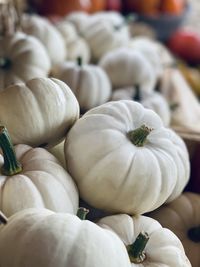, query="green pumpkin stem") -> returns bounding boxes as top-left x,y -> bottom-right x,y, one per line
128,125 -> 152,147
188,226 -> 200,243
0,211 -> 8,225
133,85 -> 141,102
77,207 -> 89,220
0,126 -> 22,176
126,231 -> 149,264
0,57 -> 11,70
77,56 -> 83,67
